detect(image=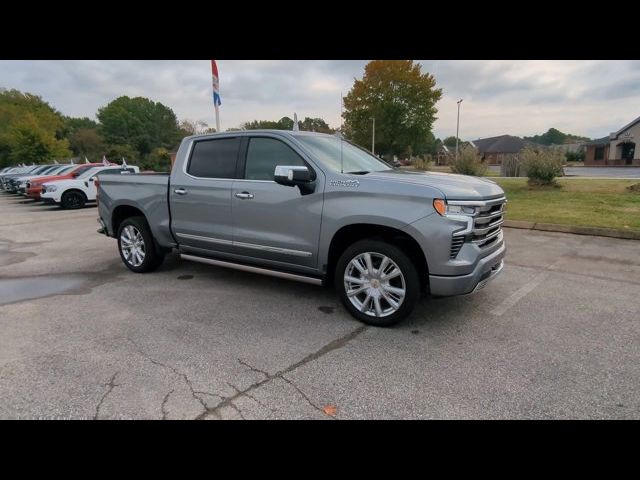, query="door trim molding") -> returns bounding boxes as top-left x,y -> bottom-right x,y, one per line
175,233 -> 312,257
175,232 -> 233,246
